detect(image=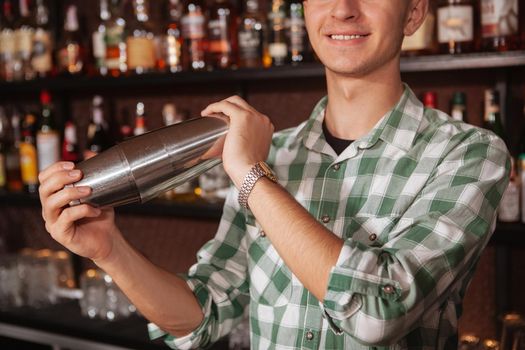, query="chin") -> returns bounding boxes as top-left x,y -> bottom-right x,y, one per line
322,58 -> 373,77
